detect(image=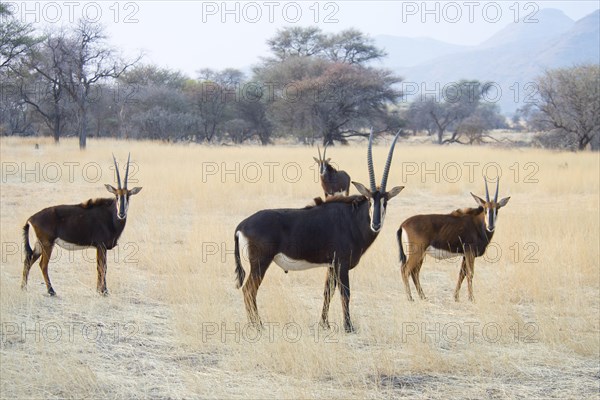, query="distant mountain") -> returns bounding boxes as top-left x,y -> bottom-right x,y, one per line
535,9 -> 600,68
382,8 -> 600,114
478,8 -> 574,49
374,35 -> 470,68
